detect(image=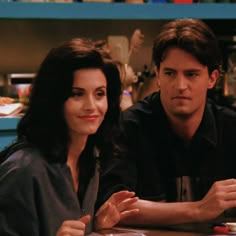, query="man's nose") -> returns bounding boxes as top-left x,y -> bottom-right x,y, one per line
176,76 -> 187,90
